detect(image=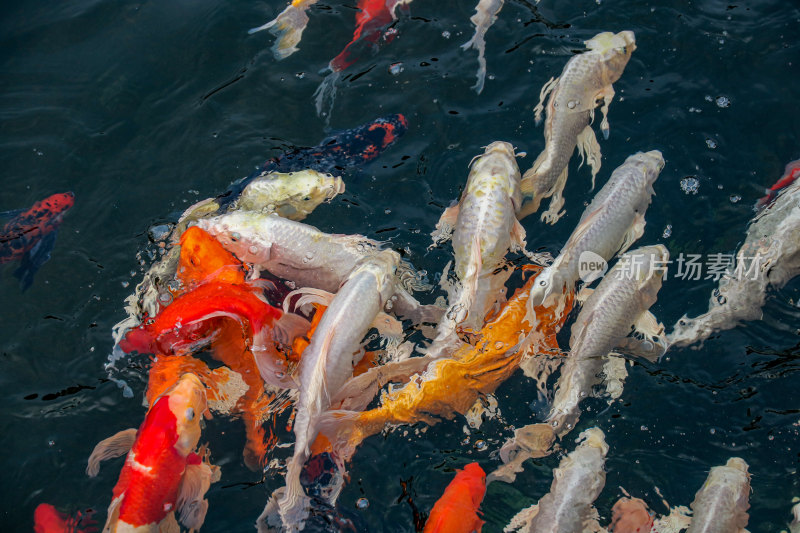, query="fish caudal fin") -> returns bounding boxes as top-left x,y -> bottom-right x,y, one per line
15,230 -> 57,291
278,456 -> 311,533
86,428 -> 137,477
